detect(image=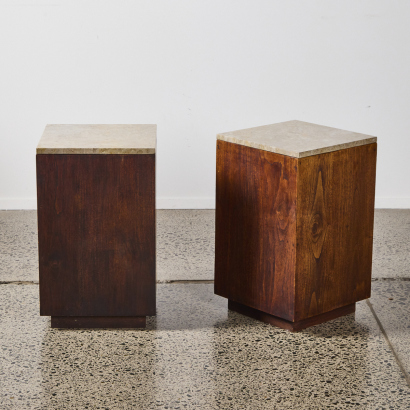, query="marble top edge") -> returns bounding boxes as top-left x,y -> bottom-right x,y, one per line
217,120 -> 376,158
37,124 -> 156,154
36,147 -> 156,155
